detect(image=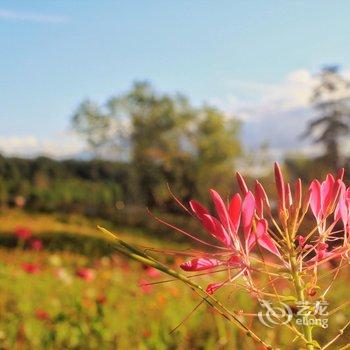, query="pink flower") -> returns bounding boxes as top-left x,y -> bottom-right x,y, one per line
138,278 -> 153,294
310,172 -> 344,226
21,262 -> 41,274
76,268 -> 95,282
335,186 -> 350,237
145,267 -> 161,278
169,188 -> 281,294
29,238 -> 43,251
35,309 -> 50,321
14,227 -> 32,241
151,163 -> 350,297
